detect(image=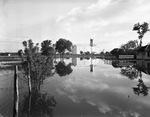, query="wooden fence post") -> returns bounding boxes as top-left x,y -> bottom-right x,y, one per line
28,62 -> 31,93
13,65 -> 19,117
27,62 -> 31,117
